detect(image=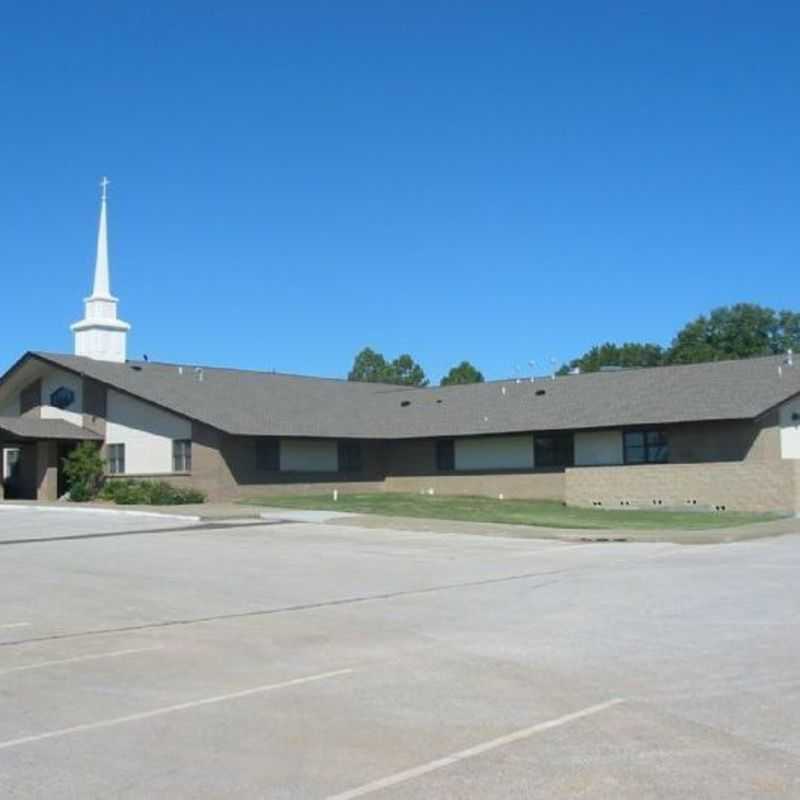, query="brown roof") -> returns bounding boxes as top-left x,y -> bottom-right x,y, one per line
16,351 -> 800,439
